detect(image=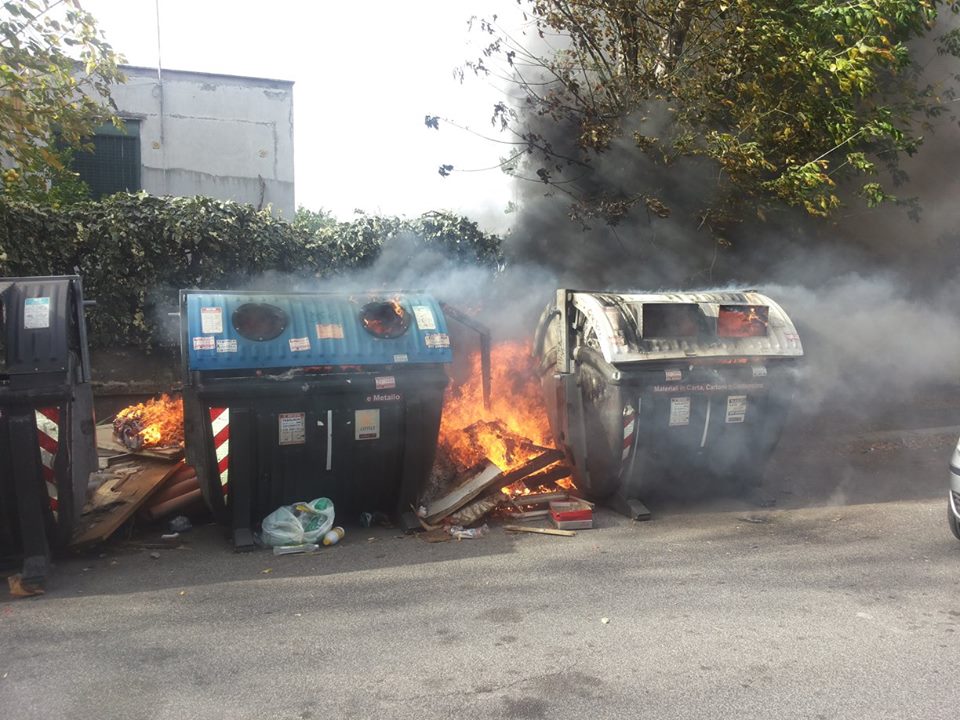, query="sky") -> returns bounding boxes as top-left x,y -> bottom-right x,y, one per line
81,0 -> 520,232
